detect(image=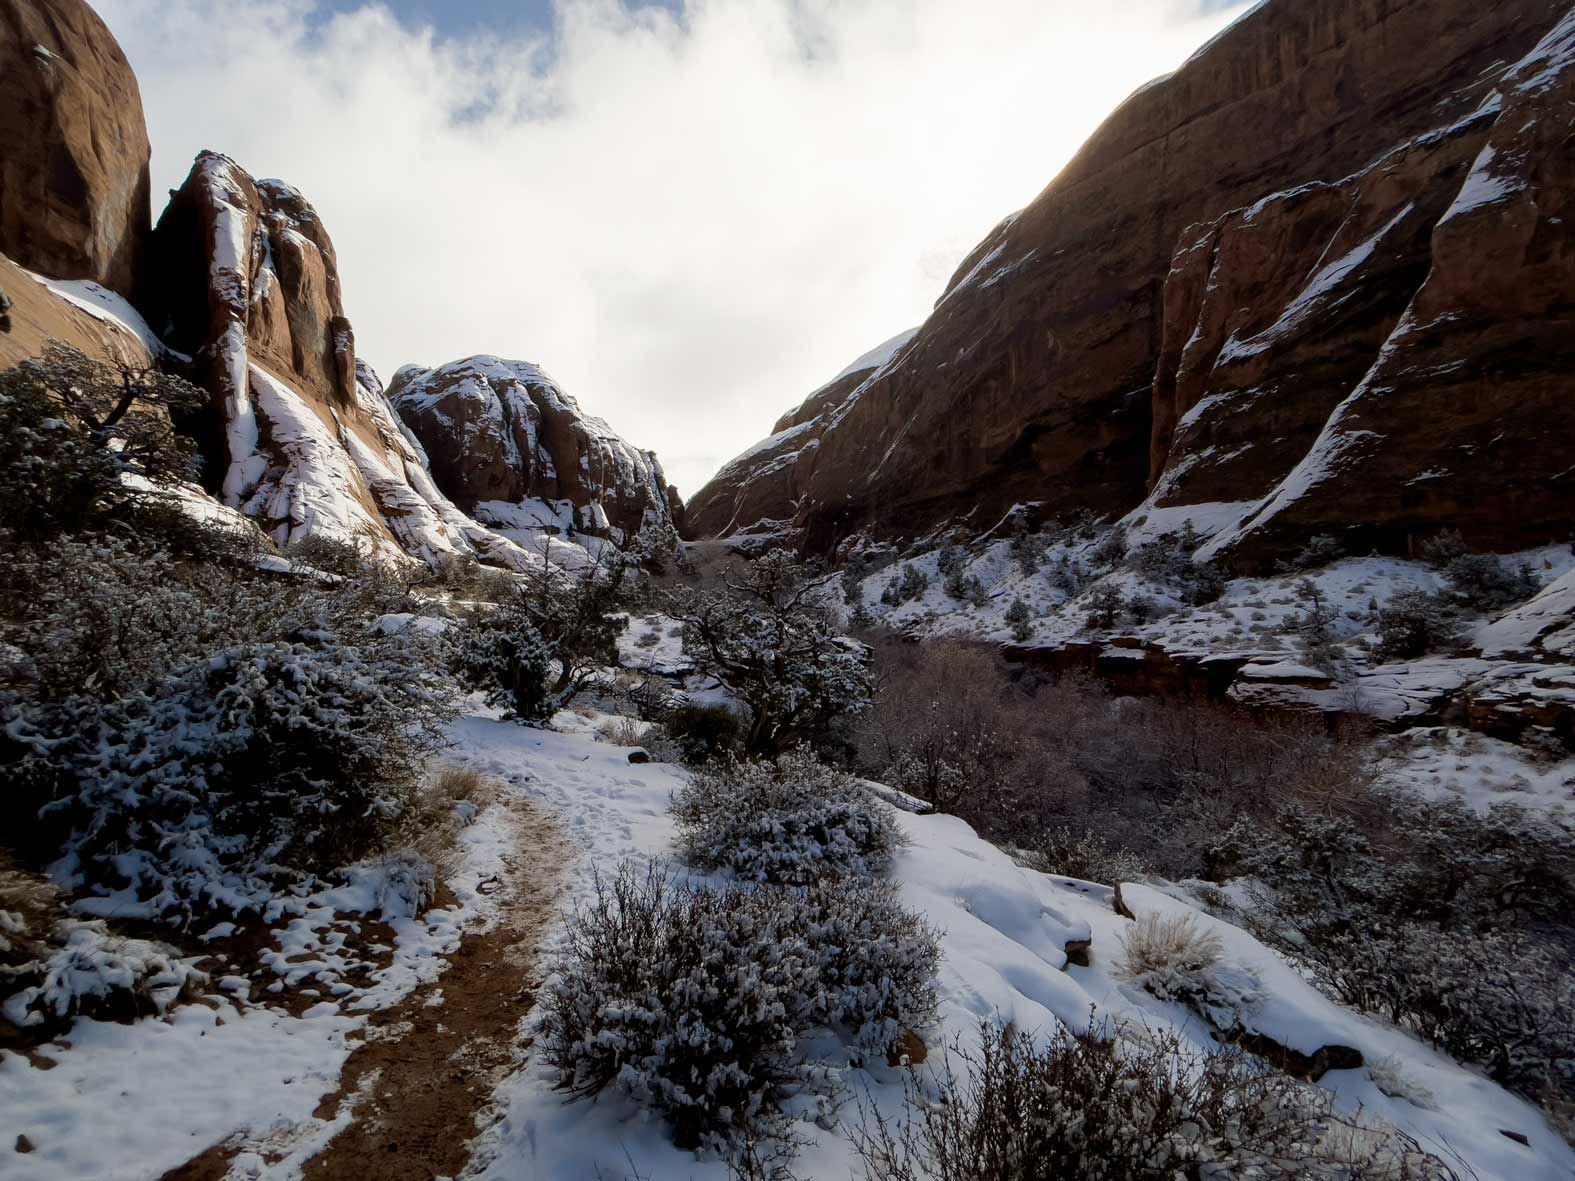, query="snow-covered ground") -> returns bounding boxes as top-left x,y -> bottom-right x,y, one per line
3,698 -> 1571,1179
0,775 -> 520,1181
471,711 -> 1572,1180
